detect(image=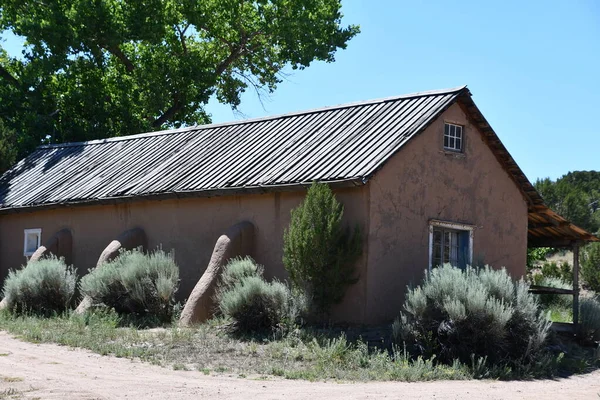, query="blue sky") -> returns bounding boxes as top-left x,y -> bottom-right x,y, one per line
2,0 -> 599,182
